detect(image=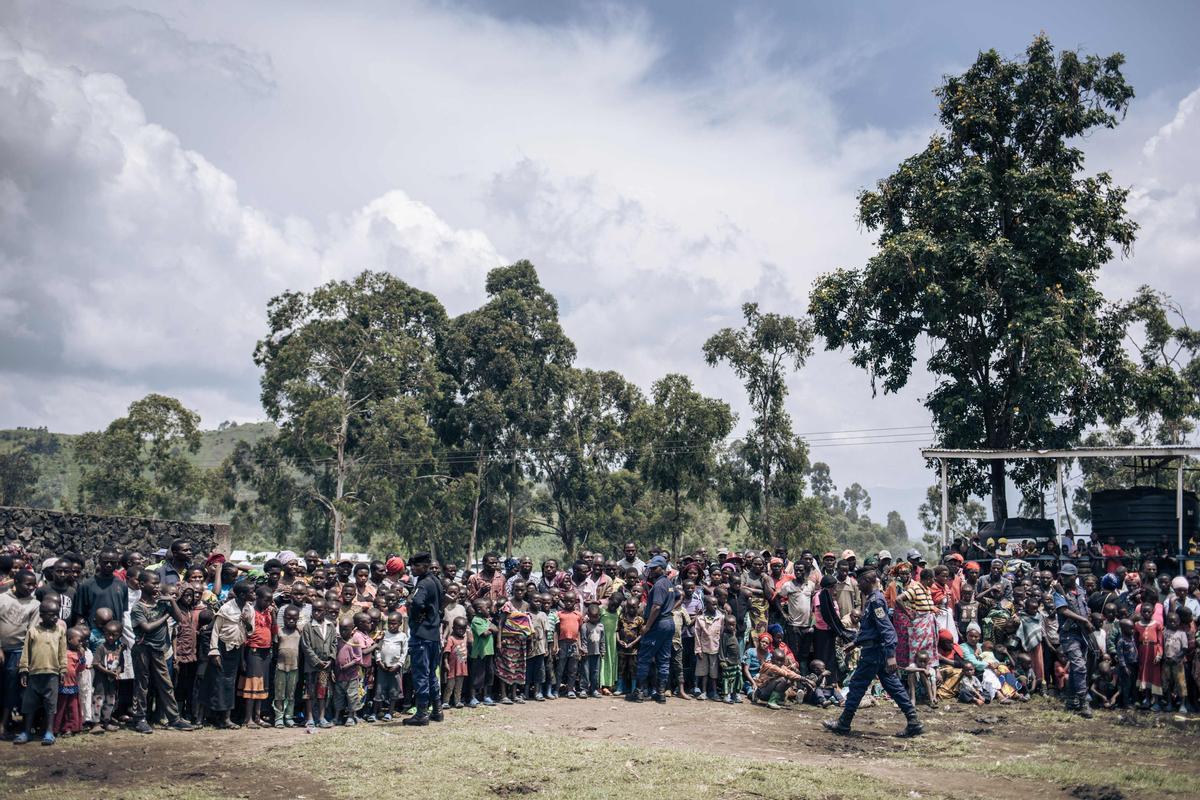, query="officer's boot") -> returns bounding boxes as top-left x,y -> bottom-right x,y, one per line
1077,695 -> 1093,719
626,687 -> 643,703
402,707 -> 429,726
822,713 -> 853,735
894,708 -> 925,738
430,689 -> 444,722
